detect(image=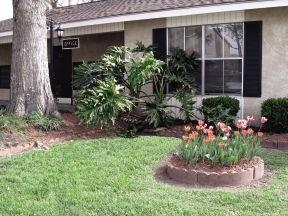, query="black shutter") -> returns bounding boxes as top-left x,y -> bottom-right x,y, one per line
152,28 -> 167,61
243,21 -> 262,97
